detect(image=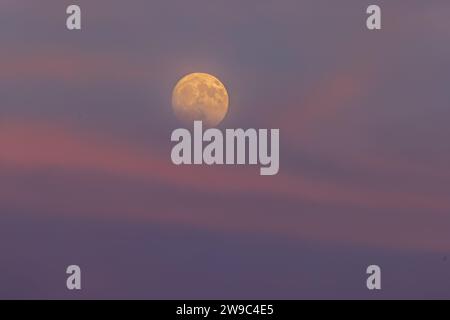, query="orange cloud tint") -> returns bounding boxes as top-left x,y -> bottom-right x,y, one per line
274,59 -> 376,141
